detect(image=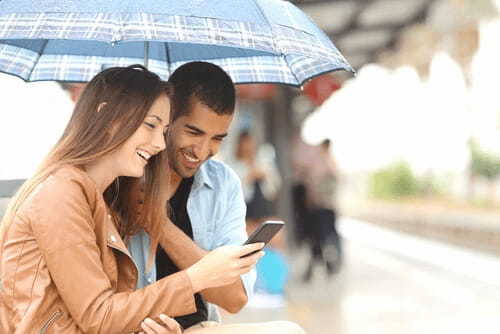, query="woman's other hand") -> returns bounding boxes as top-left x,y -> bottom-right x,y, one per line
139,314 -> 182,334
186,243 -> 264,292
